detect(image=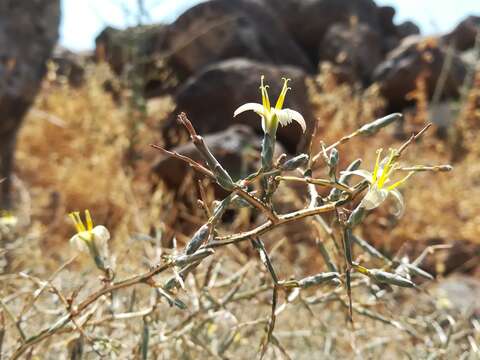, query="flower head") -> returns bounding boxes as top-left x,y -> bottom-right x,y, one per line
0,211 -> 18,227
233,76 -> 306,136
343,149 -> 414,217
69,210 -> 110,256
